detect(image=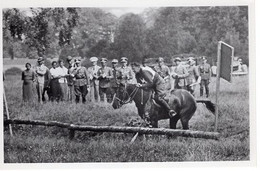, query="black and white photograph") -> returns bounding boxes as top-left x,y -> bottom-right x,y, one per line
0,0 -> 257,169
